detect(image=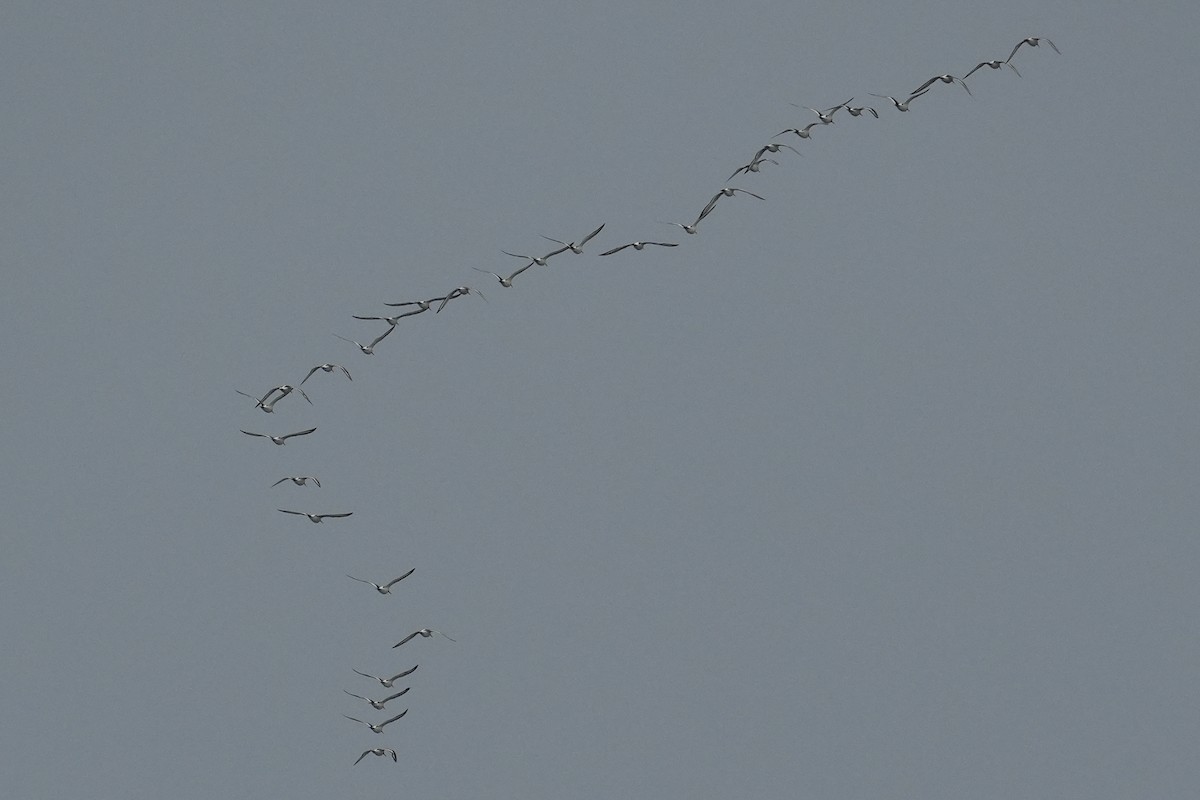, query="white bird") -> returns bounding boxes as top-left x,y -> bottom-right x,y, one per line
392,628 -> 456,648
597,241 -> 679,256
499,247 -> 562,268
435,286 -> 485,313
351,312 -> 422,325
271,475 -> 321,488
540,223 -> 606,254
299,363 -> 351,386
344,710 -> 407,734
753,142 -> 802,161
846,102 -> 880,118
344,688 -> 410,710
793,97 -> 852,124
660,204 -> 714,235
353,665 -> 418,688
961,59 -> 1021,81
700,186 -> 766,219
240,427 -> 317,445
869,89 -> 929,112
1006,36 -> 1060,64
347,568 -> 415,594
911,73 -> 973,97
472,260 -> 537,288
775,122 -> 821,139
334,325 -> 395,355
236,384 -> 311,413
728,156 -> 779,181
382,296 -> 446,311
354,747 -> 398,765
277,509 -> 353,523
